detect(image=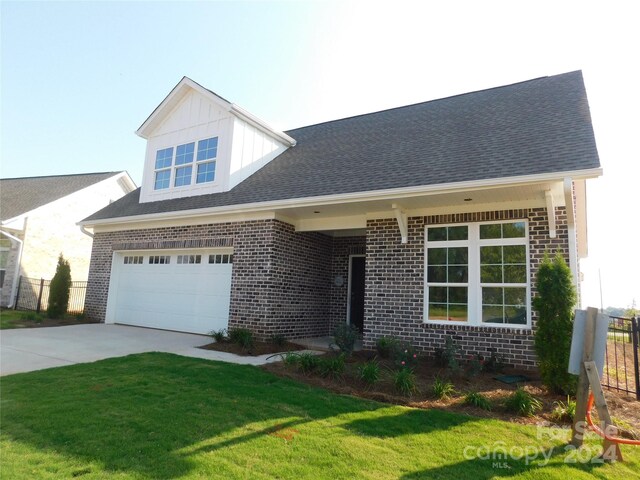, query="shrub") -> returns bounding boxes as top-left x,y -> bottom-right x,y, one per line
432,377 -> 455,399
332,324 -> 358,356
270,333 -> 287,348
393,368 -> 418,396
434,336 -> 460,373
282,352 -> 299,368
464,391 -> 492,411
228,327 -> 254,350
550,396 -> 576,422
483,350 -> 507,373
297,353 -> 320,374
47,254 -> 72,319
376,336 -> 399,359
464,354 -> 483,378
210,329 -> 227,343
505,387 -> 543,417
533,252 -> 577,395
318,354 -> 346,379
357,360 -> 380,386
392,342 -> 418,370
